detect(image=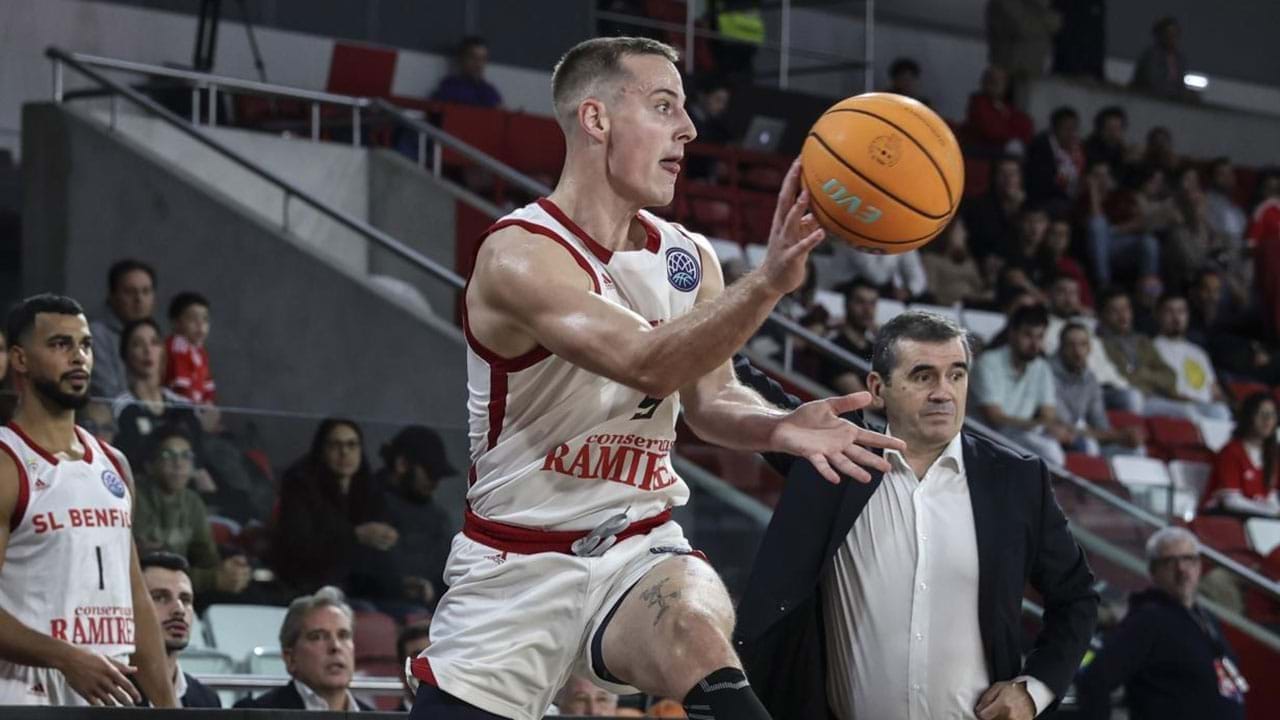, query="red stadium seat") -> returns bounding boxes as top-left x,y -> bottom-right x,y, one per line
1170,445 -> 1215,464
1064,452 -> 1112,483
1189,515 -> 1250,554
1227,380 -> 1270,403
326,42 -> 397,98
207,515 -> 241,547
504,112 -> 565,180
354,610 -> 398,662
1146,416 -> 1202,448
438,103 -> 507,168
1106,409 -> 1144,430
